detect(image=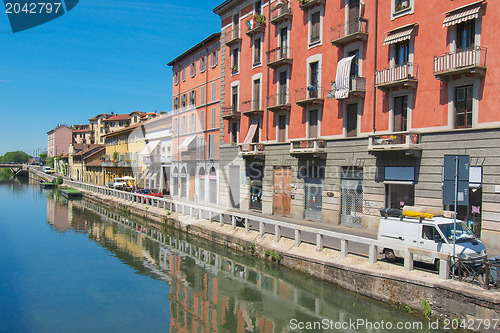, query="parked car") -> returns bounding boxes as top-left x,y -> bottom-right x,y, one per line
378,206 -> 487,268
136,189 -> 163,198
